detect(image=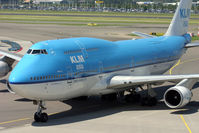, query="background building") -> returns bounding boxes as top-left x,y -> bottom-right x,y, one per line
0,0 -> 198,14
